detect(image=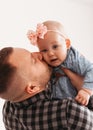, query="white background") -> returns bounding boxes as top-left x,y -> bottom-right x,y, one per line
0,0 -> 93,129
